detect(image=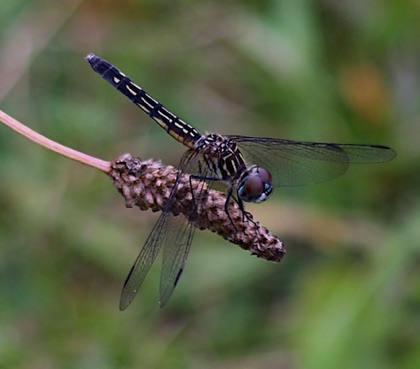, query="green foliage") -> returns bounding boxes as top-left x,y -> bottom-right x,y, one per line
0,0 -> 418,368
